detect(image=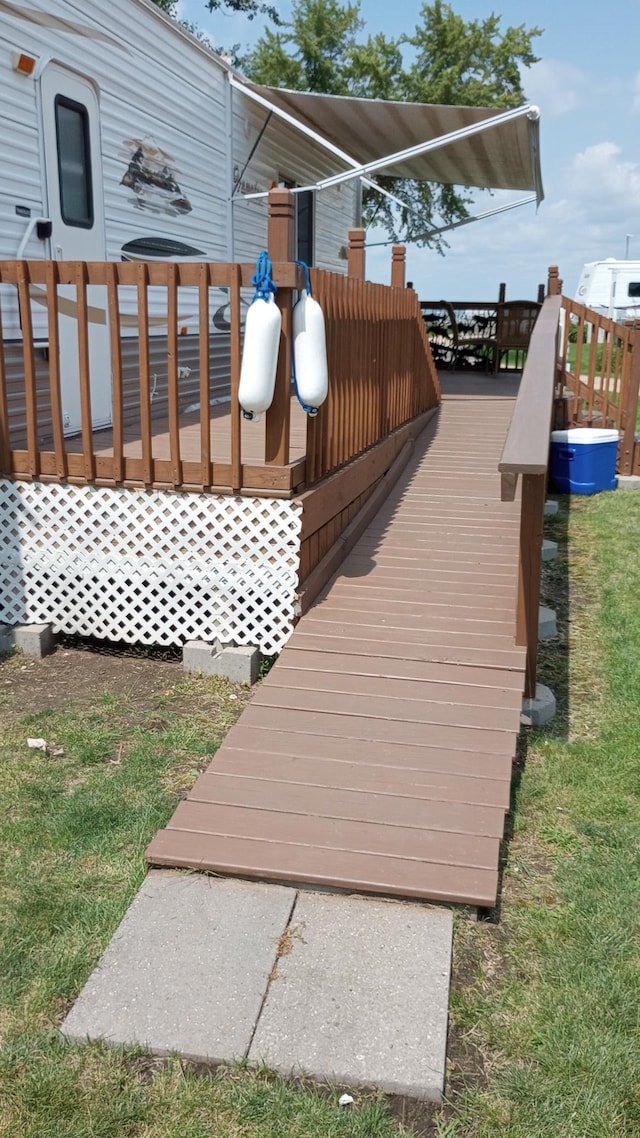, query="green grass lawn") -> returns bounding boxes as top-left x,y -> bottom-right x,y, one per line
0,664 -> 411,1138
1,491 -> 639,1137
441,491 -> 640,1137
